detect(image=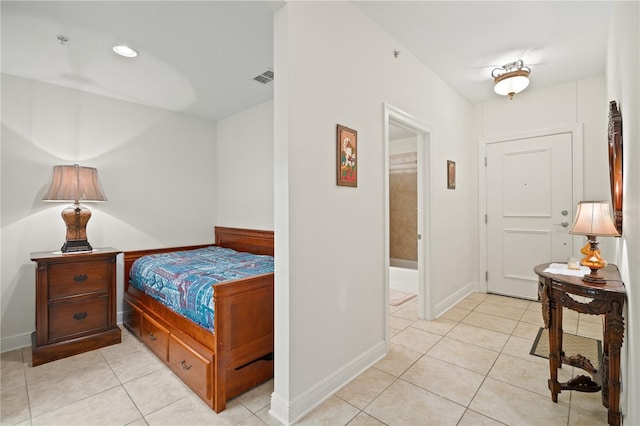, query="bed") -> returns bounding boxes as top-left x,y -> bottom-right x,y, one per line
123,227 -> 274,413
